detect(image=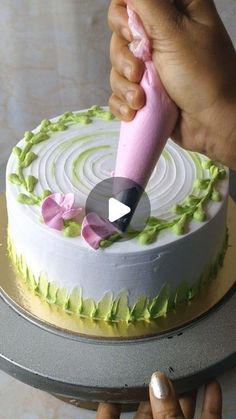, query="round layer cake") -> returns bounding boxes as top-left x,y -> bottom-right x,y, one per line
6,106 -> 229,322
